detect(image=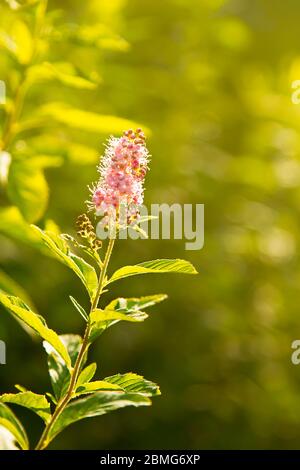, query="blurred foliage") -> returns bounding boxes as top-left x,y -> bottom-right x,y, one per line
1,0 -> 300,450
